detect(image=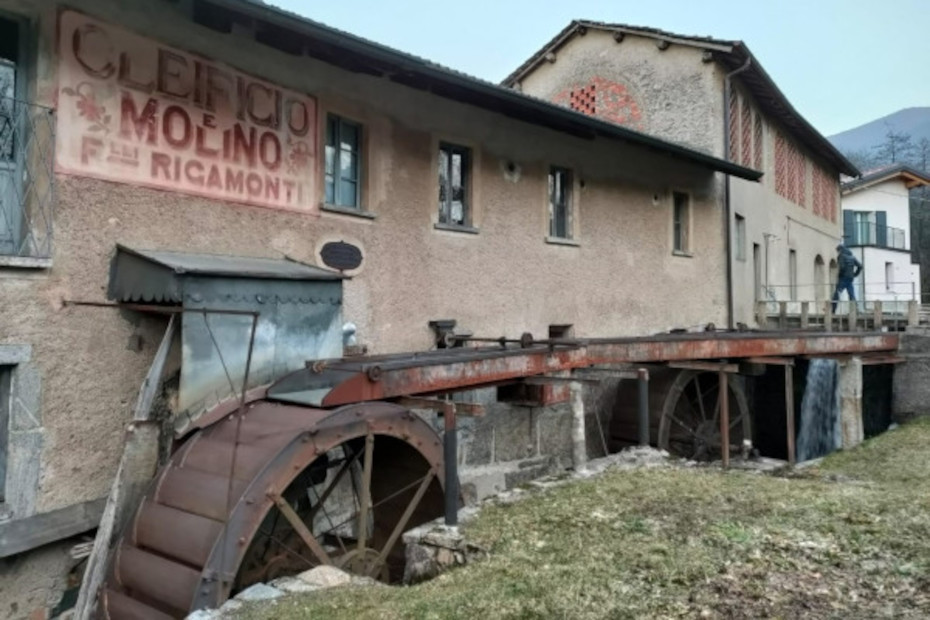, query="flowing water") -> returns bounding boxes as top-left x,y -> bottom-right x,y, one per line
796,359 -> 841,462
